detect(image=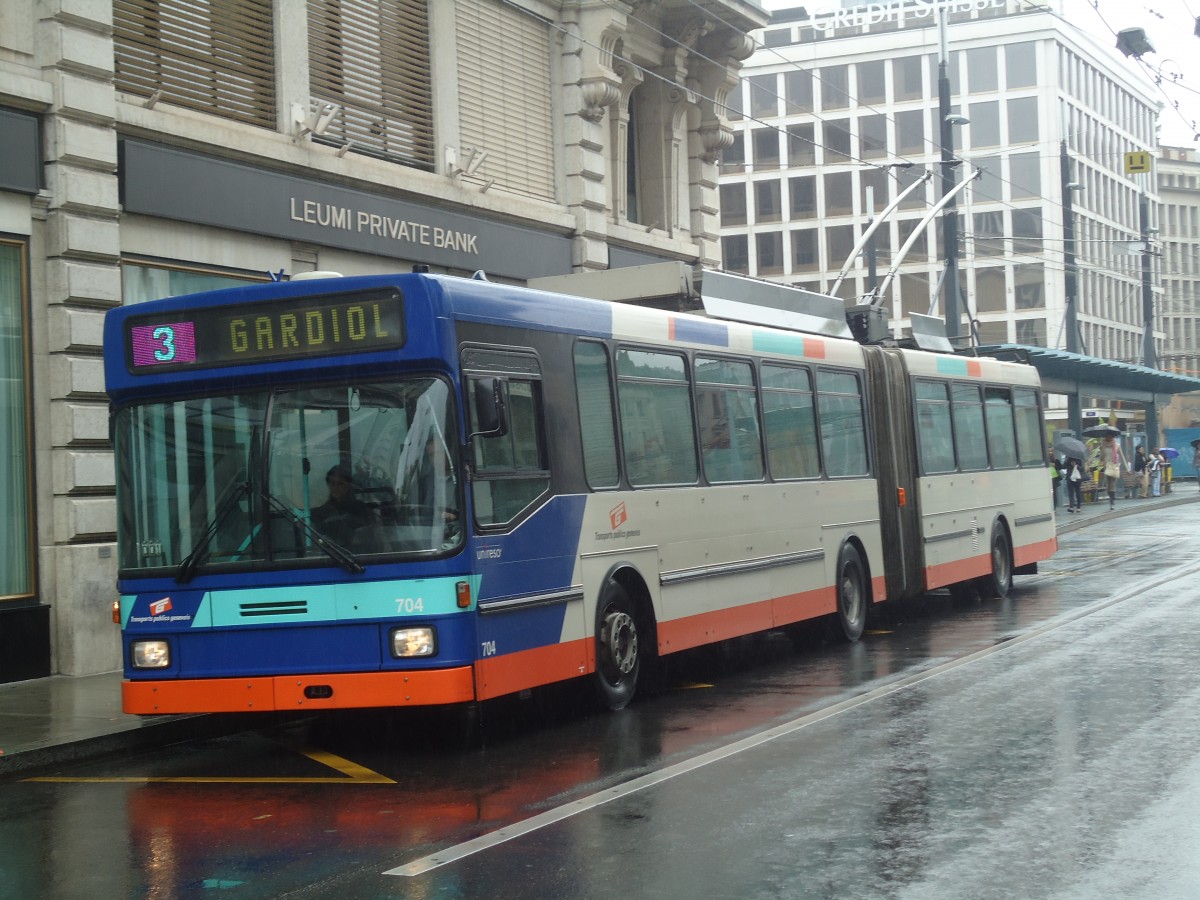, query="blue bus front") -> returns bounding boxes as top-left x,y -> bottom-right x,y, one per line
105,275 -> 481,713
